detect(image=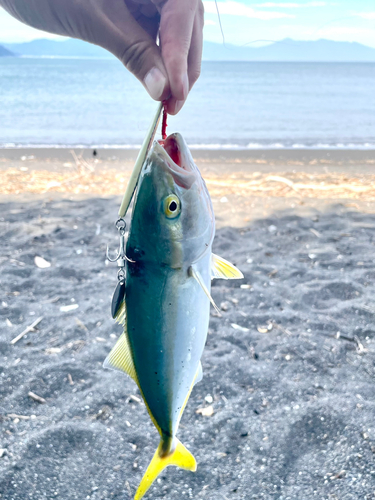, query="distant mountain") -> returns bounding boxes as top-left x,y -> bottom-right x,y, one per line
4,38 -> 113,58
0,44 -> 14,57
203,39 -> 375,62
3,37 -> 375,62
